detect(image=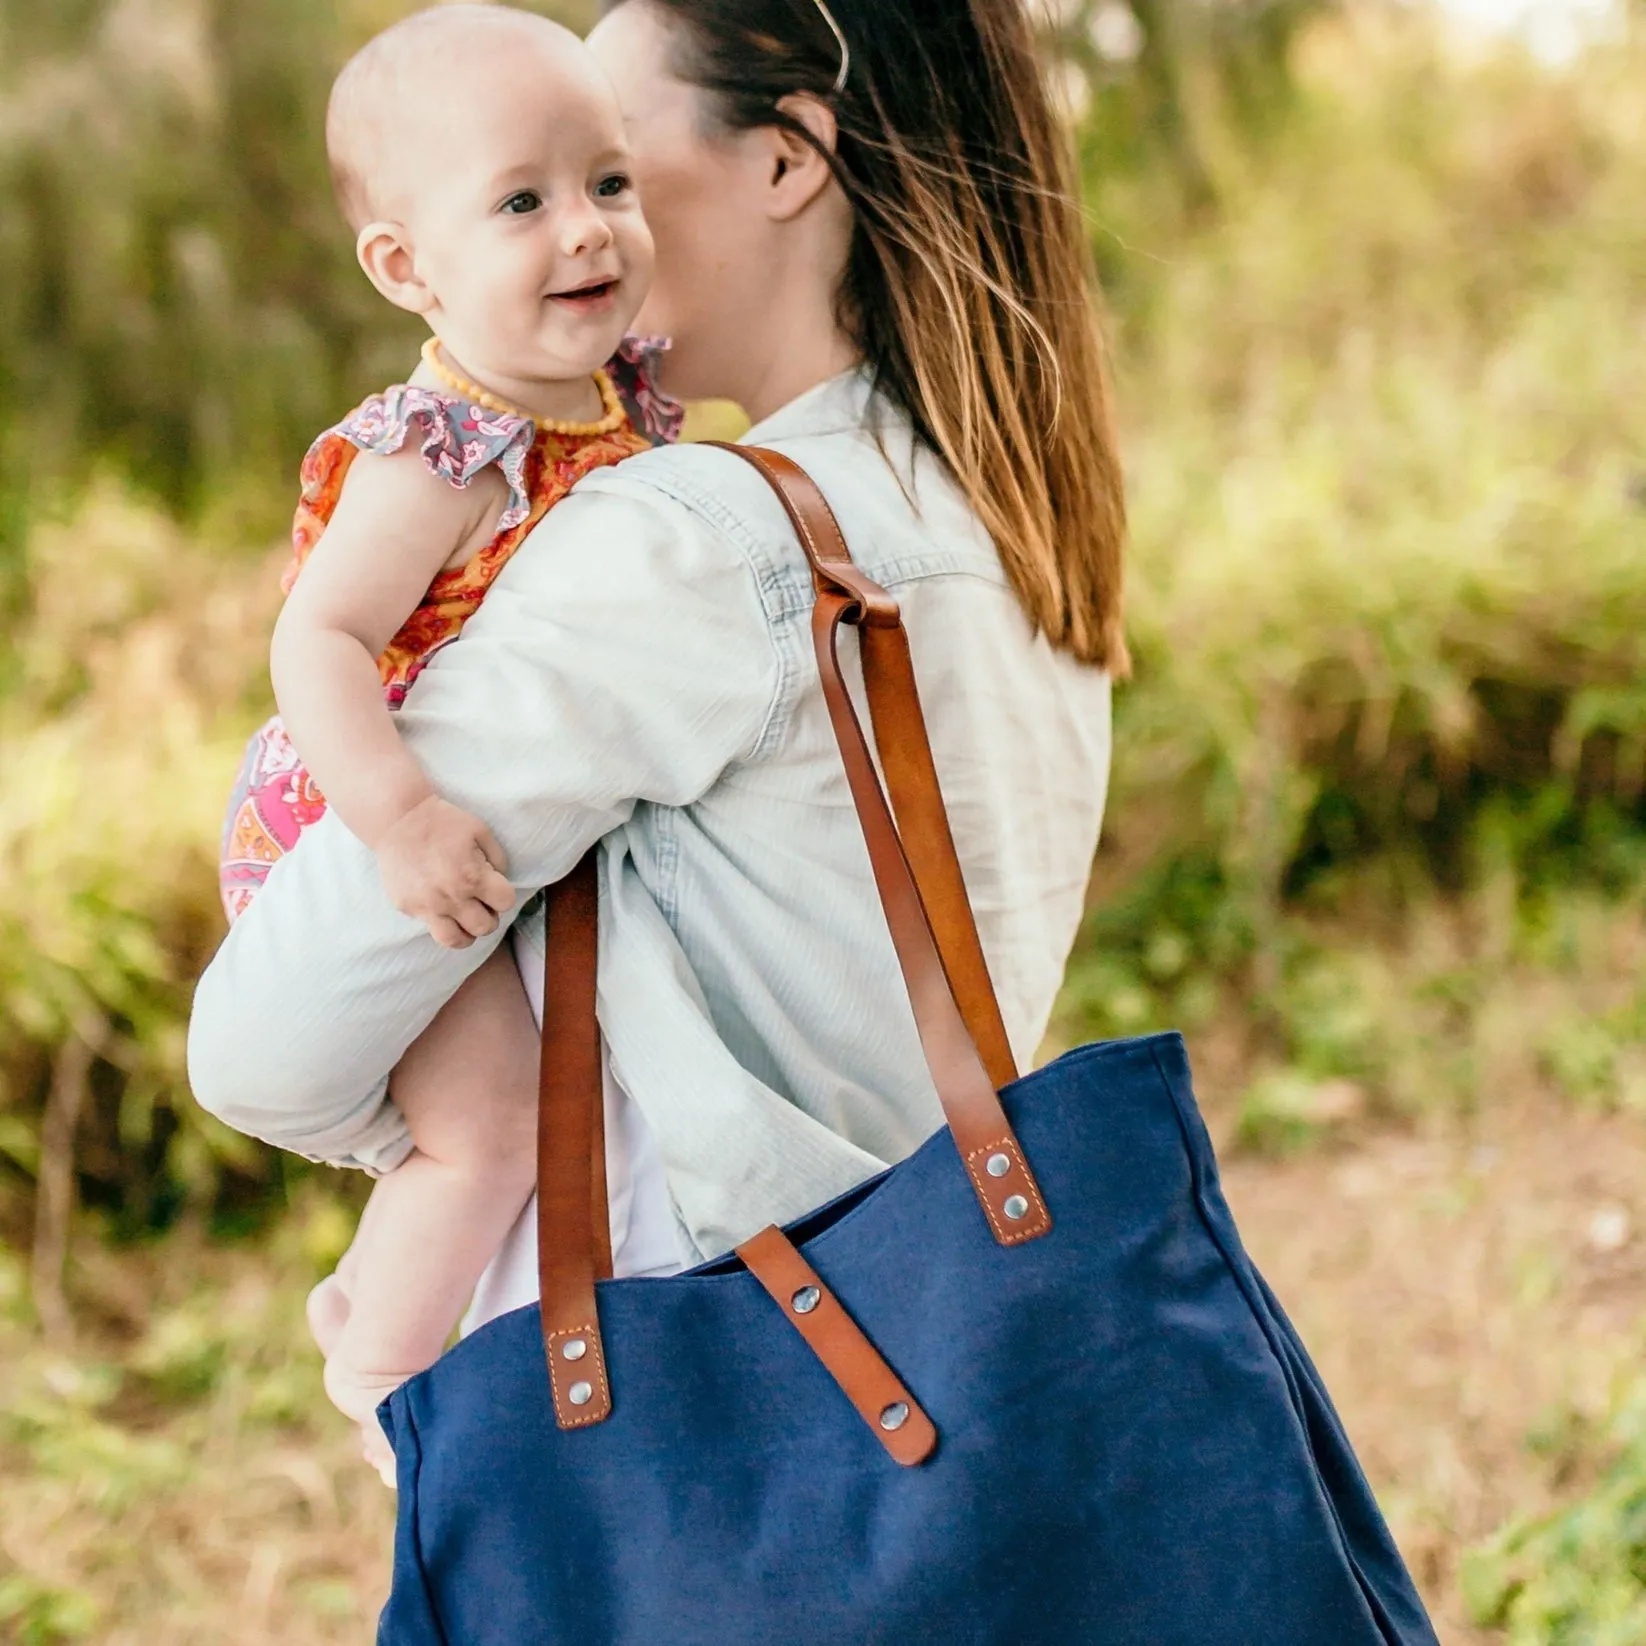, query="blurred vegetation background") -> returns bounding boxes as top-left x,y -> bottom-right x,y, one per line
1,0 -> 1643,1640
